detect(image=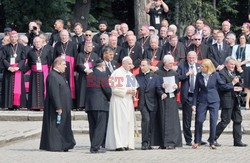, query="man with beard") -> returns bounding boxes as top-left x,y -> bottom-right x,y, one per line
92,20 -> 108,46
